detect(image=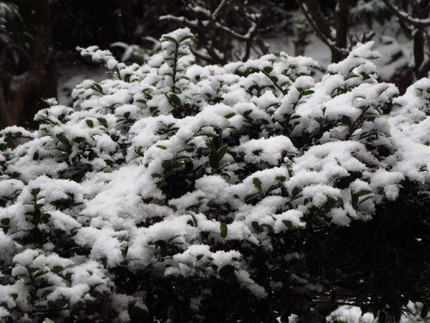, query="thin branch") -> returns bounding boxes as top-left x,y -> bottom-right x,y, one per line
299,0 -> 332,39
297,1 -> 348,60
381,0 -> 430,27
212,0 -> 228,20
